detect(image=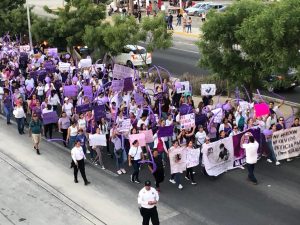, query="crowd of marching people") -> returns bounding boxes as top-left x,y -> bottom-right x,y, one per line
1,38 -> 300,194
